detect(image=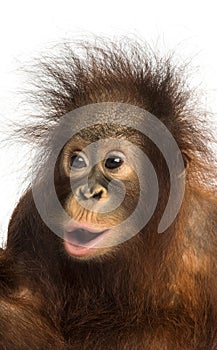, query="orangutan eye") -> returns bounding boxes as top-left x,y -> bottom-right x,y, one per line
70,154 -> 88,169
105,156 -> 124,170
